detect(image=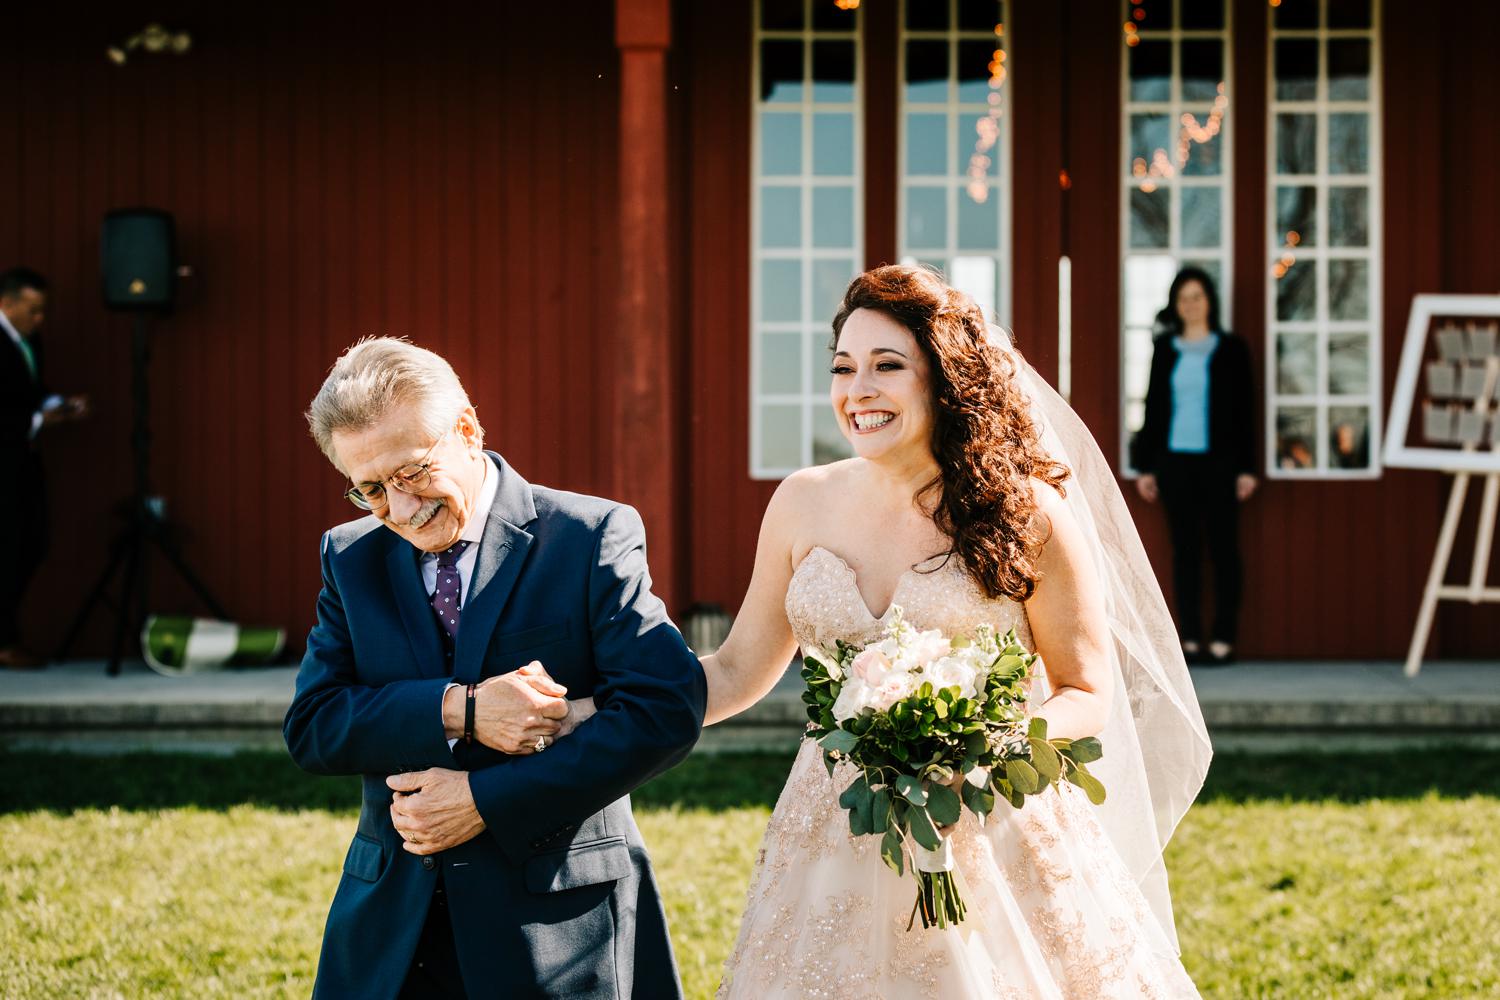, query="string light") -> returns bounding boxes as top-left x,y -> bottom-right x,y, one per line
966,25 -> 1008,204
1134,82 -> 1228,191
834,0 -> 860,9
